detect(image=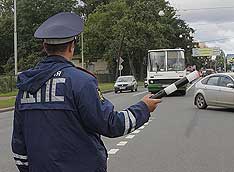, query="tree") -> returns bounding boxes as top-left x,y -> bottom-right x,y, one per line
84,0 -> 194,80
0,0 -> 14,74
16,0 -> 78,71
